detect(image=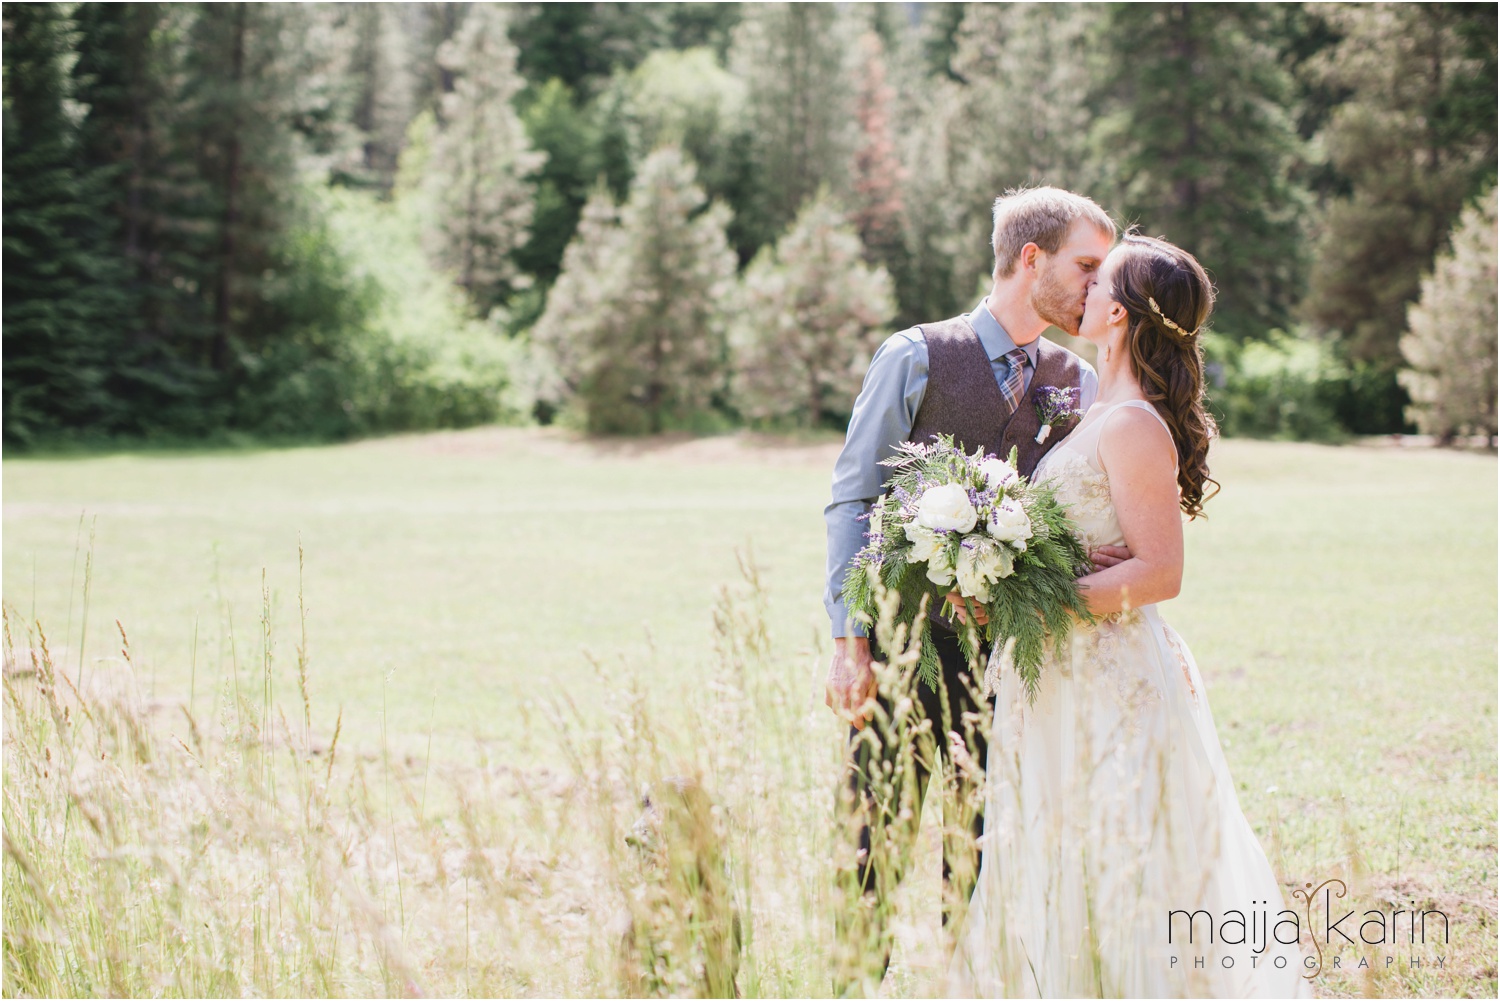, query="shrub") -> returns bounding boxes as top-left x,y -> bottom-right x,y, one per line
1202,330 -> 1347,441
